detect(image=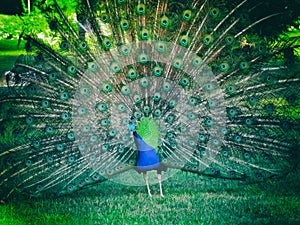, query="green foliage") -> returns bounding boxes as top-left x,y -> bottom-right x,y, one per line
278,18 -> 300,57
0,15 -> 23,40
0,0 -> 78,43
20,0 -> 28,14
